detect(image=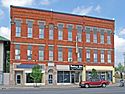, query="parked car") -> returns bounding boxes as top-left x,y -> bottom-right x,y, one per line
79,79 -> 110,88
